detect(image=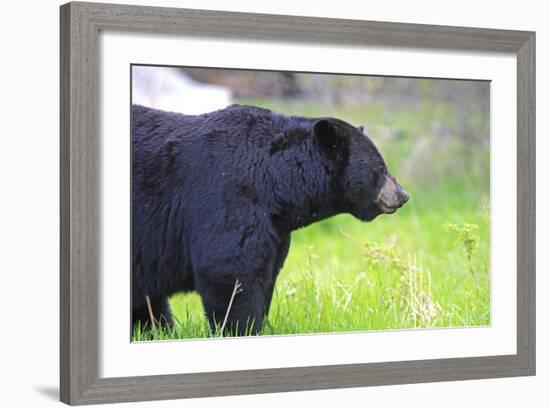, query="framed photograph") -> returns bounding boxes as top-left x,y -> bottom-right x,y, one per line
60,1 -> 535,405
